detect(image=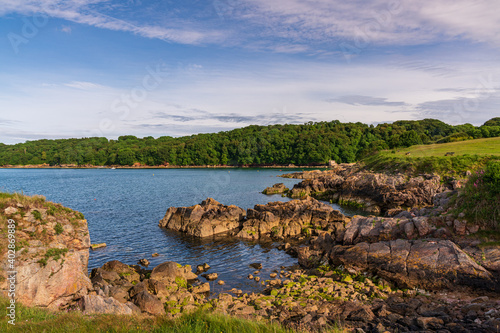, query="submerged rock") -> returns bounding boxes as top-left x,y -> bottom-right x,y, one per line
249,263 -> 262,270
138,259 -> 150,267
202,273 -> 218,281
